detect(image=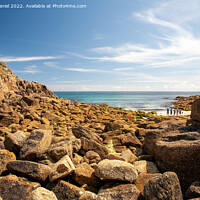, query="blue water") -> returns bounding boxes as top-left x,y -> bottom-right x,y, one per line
54,91 -> 200,112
